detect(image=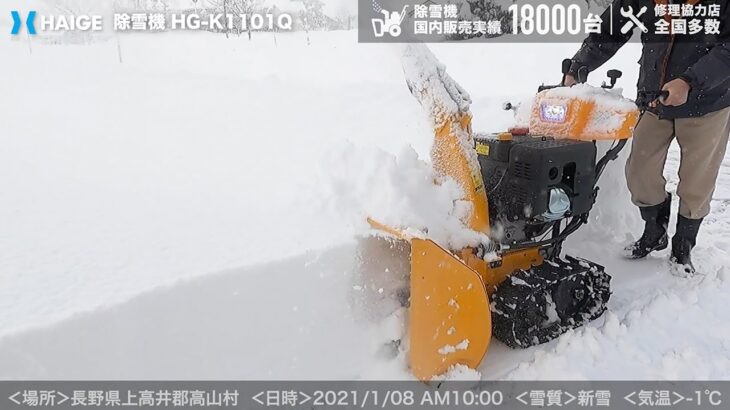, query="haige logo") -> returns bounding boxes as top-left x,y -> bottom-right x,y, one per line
11,11 -> 37,35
